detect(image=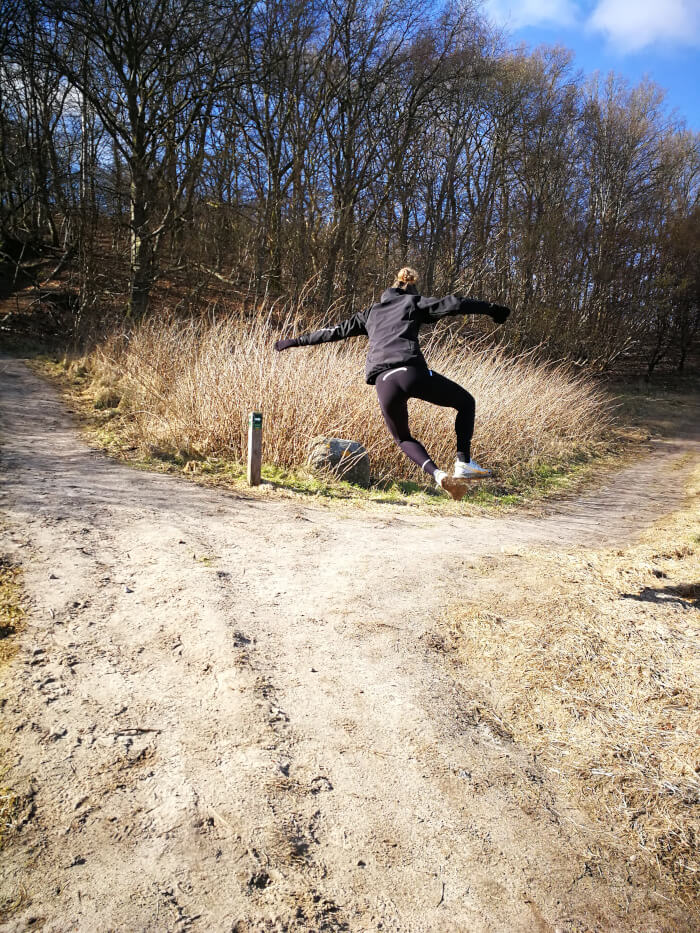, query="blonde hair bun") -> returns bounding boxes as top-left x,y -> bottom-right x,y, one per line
393,266 -> 419,288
